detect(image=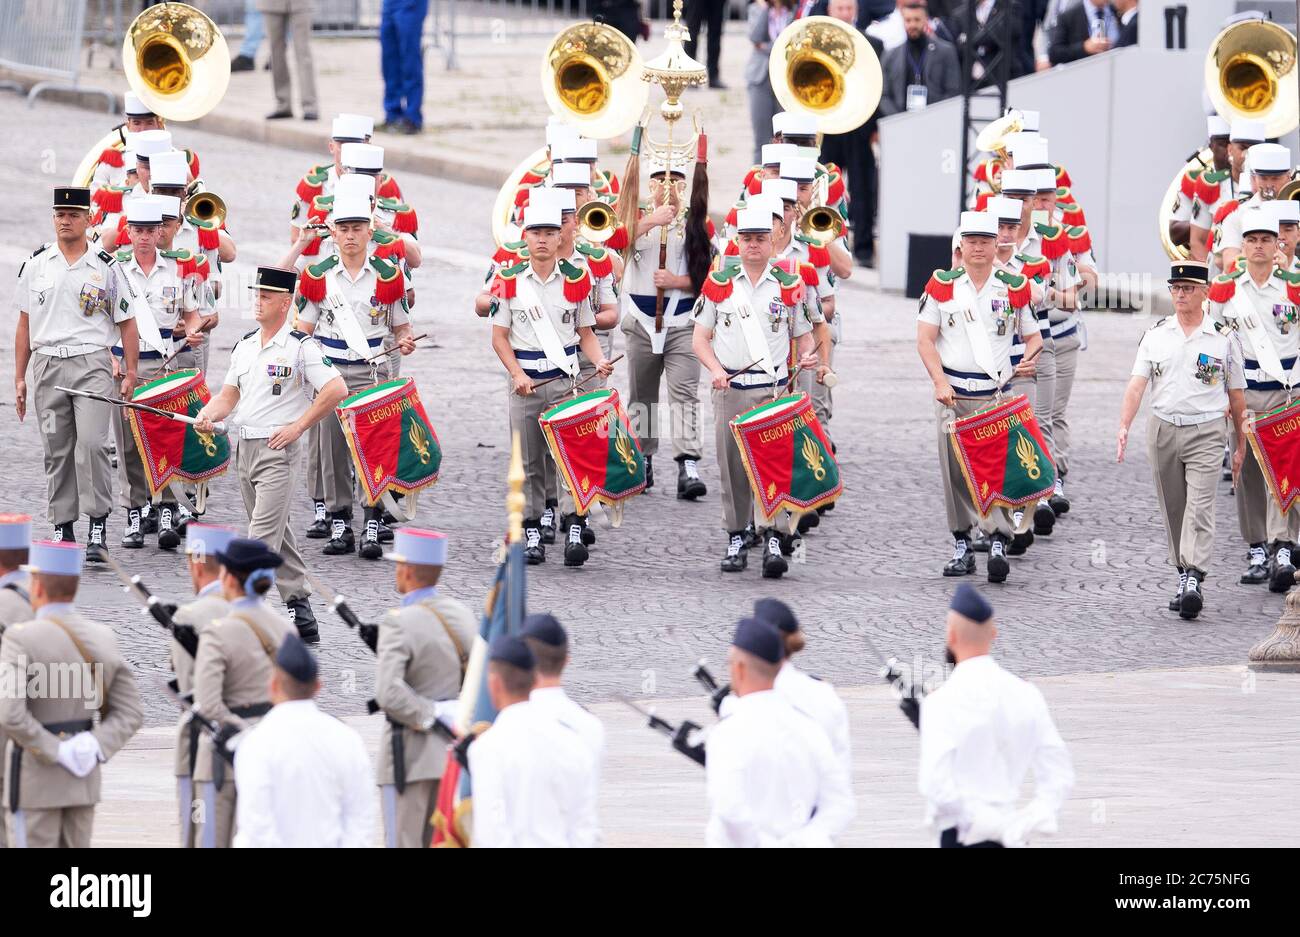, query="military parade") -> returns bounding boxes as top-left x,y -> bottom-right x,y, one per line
0,0 -> 1295,873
